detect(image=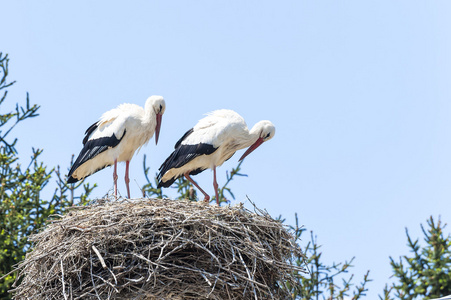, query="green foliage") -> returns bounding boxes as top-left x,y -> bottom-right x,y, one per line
142,154 -> 166,199
0,52 -> 94,299
383,216 -> 451,300
173,177 -> 197,201
285,213 -> 371,300
0,58 -> 38,154
215,160 -> 247,205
